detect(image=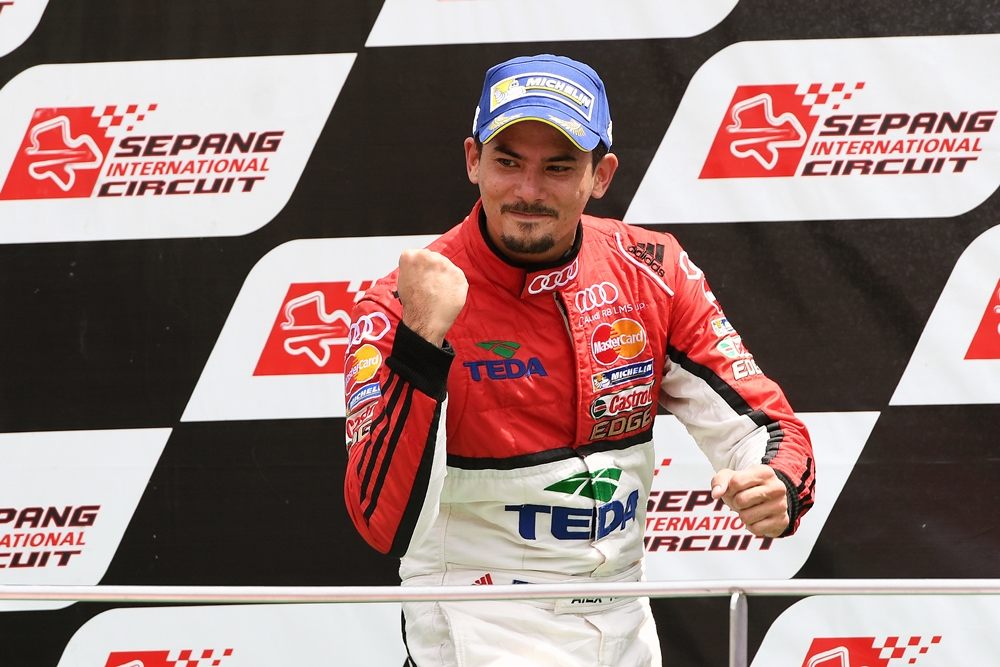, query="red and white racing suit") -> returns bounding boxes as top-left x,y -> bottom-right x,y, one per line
344,201 -> 815,667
